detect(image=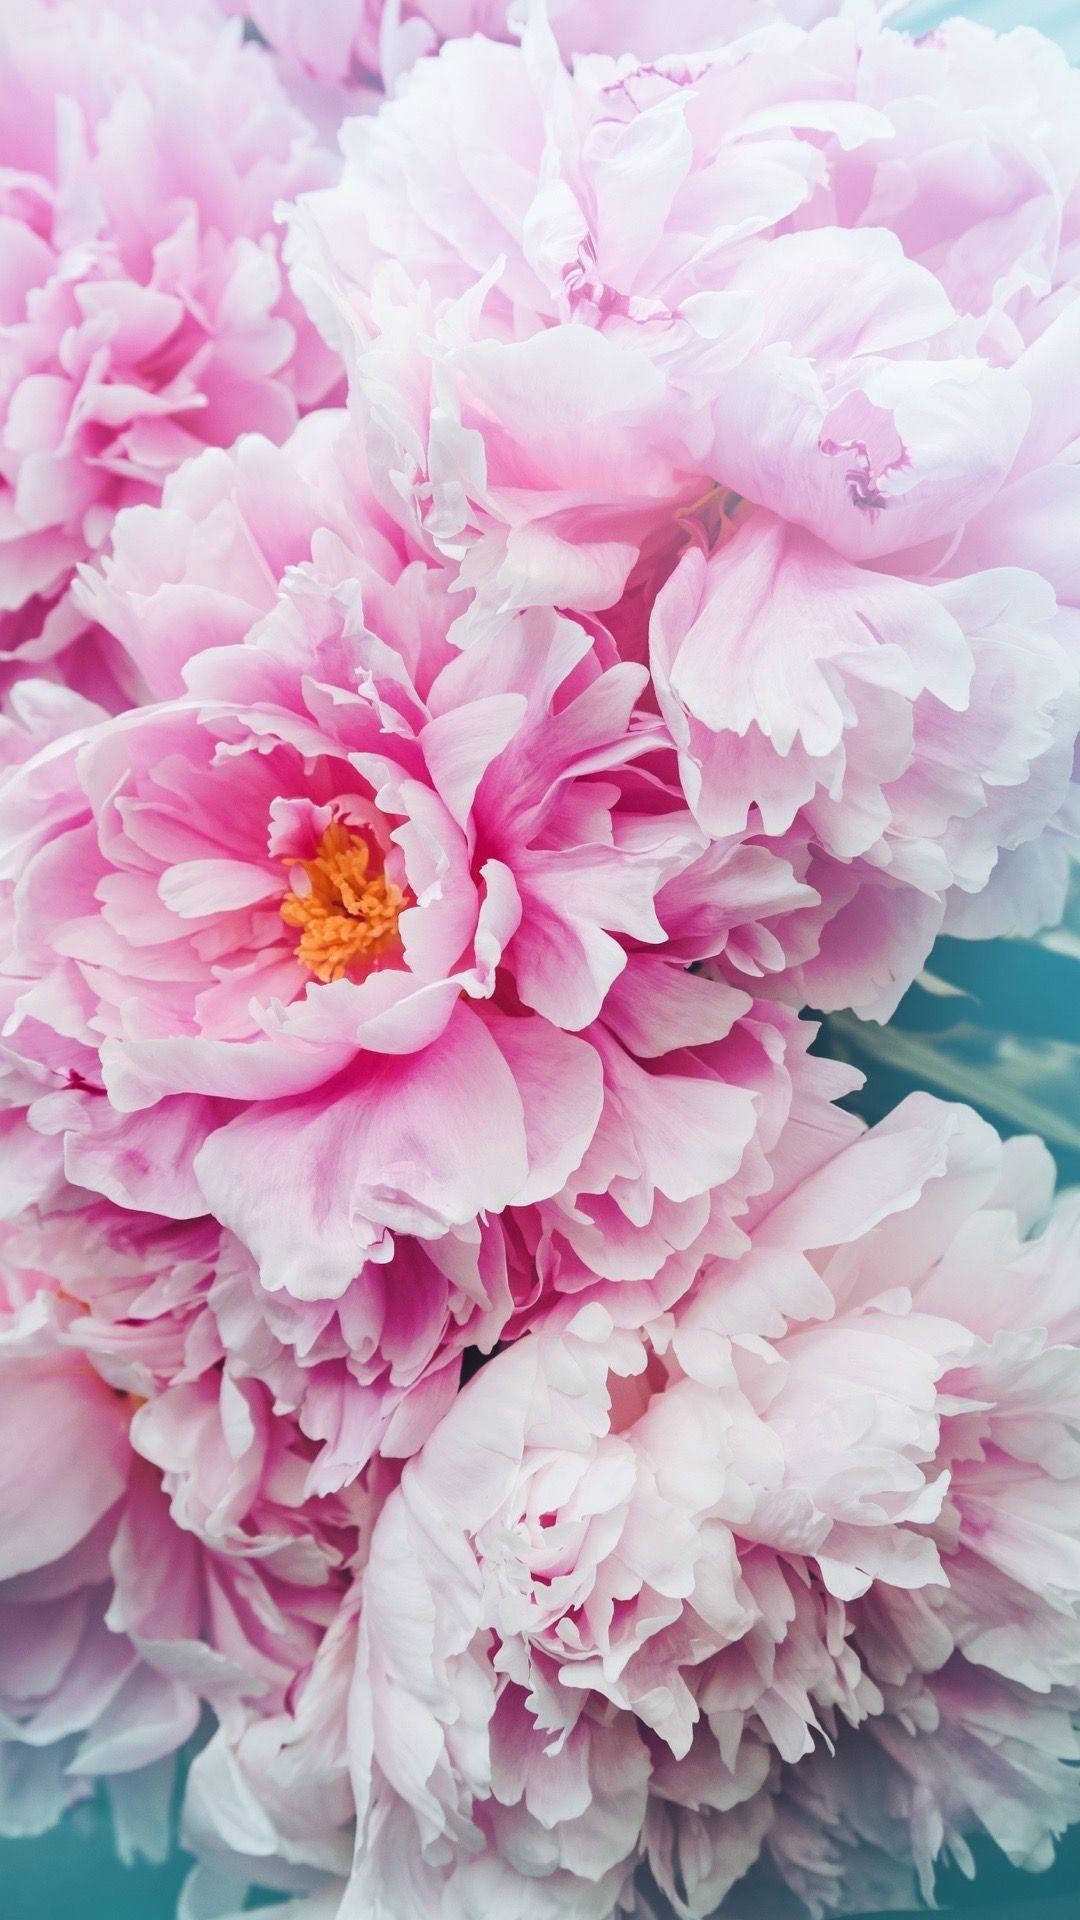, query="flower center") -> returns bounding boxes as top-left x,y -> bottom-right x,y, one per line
675,481 -> 745,554
281,821 -> 407,984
